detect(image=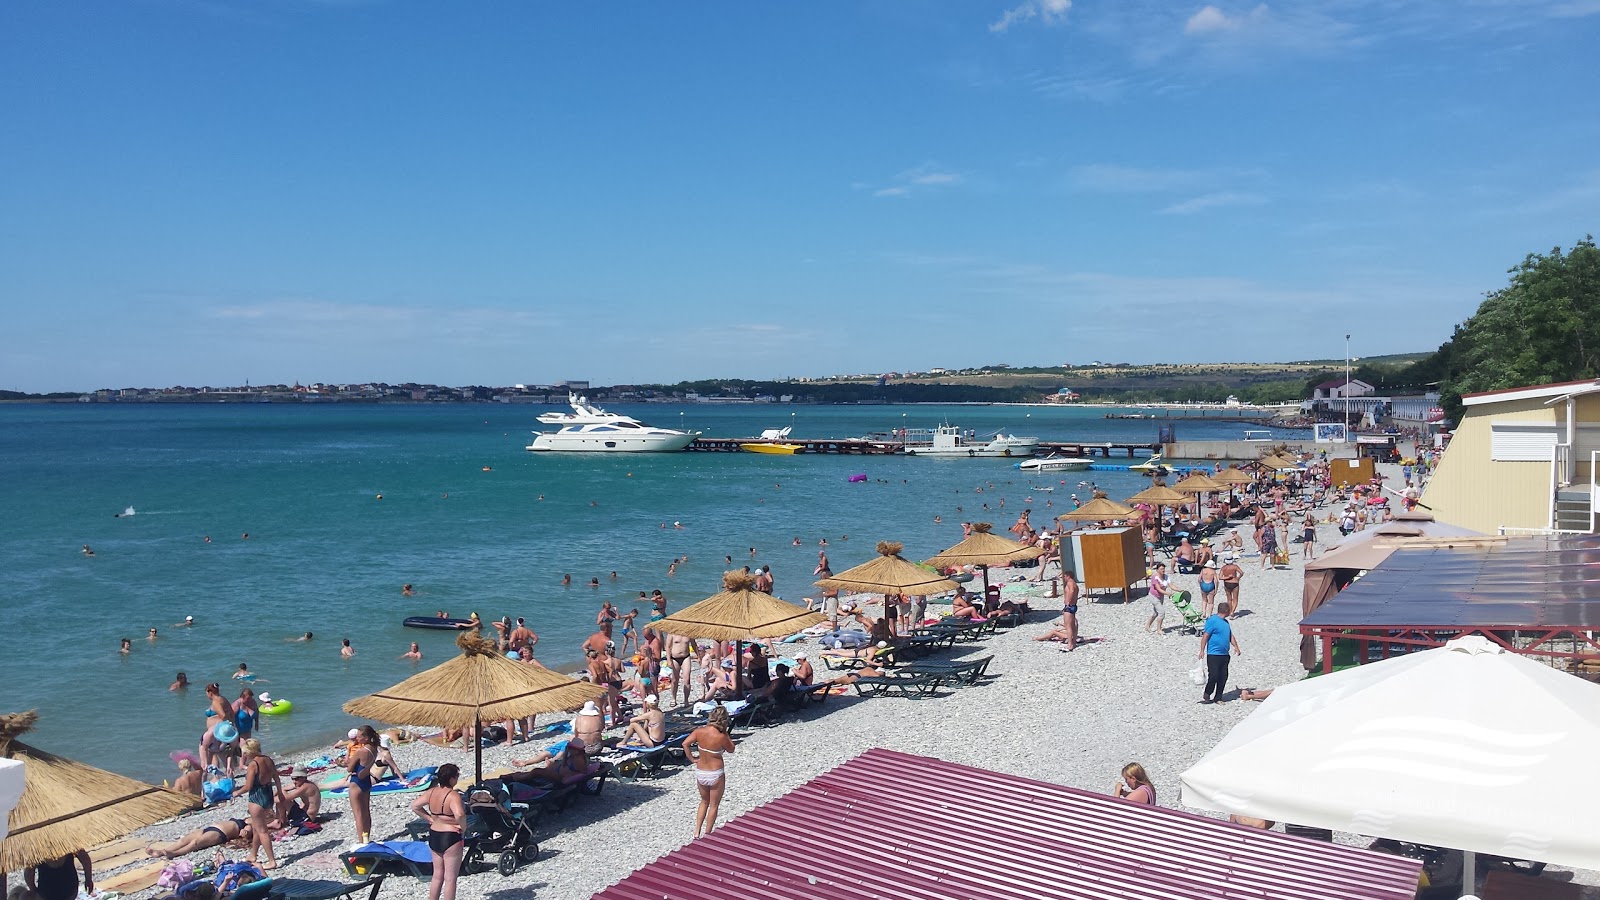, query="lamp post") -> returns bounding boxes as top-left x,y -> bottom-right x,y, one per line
1343,334 -> 1351,435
